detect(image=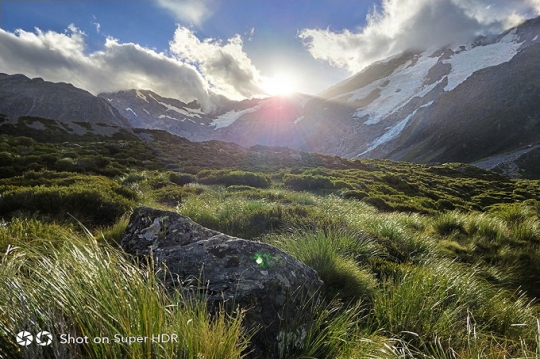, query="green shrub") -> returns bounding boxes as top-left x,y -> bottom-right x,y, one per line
120,172 -> 148,185
270,230 -> 377,302
198,170 -> 271,188
151,186 -> 186,206
362,196 -> 393,211
0,151 -> 14,166
332,180 -> 353,189
226,185 -> 258,192
283,174 -> 335,191
342,190 -> 368,200
436,198 -> 456,211
433,212 -> 467,236
169,172 -> 196,186
0,174 -> 136,225
0,166 -> 16,179
489,203 -> 537,226
54,157 -> 78,172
